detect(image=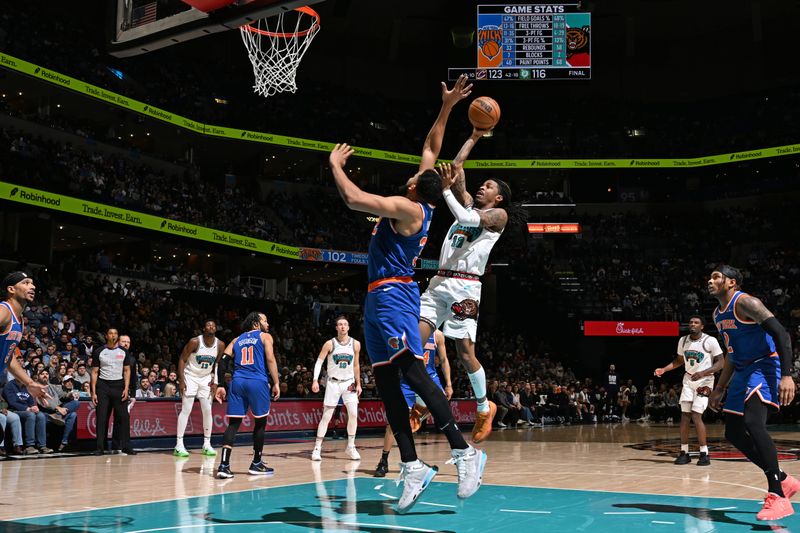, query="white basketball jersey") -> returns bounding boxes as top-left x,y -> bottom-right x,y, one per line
326,337 -> 356,381
438,213 -> 502,276
677,334 -> 723,375
186,336 -> 218,378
